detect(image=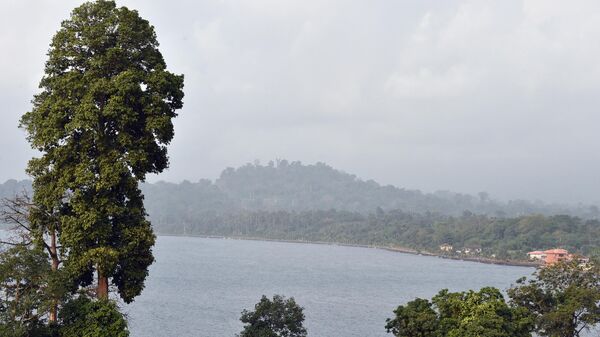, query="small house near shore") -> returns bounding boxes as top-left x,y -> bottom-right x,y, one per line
439,243 -> 453,252
527,248 -> 577,265
527,251 -> 546,260
463,246 -> 482,255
